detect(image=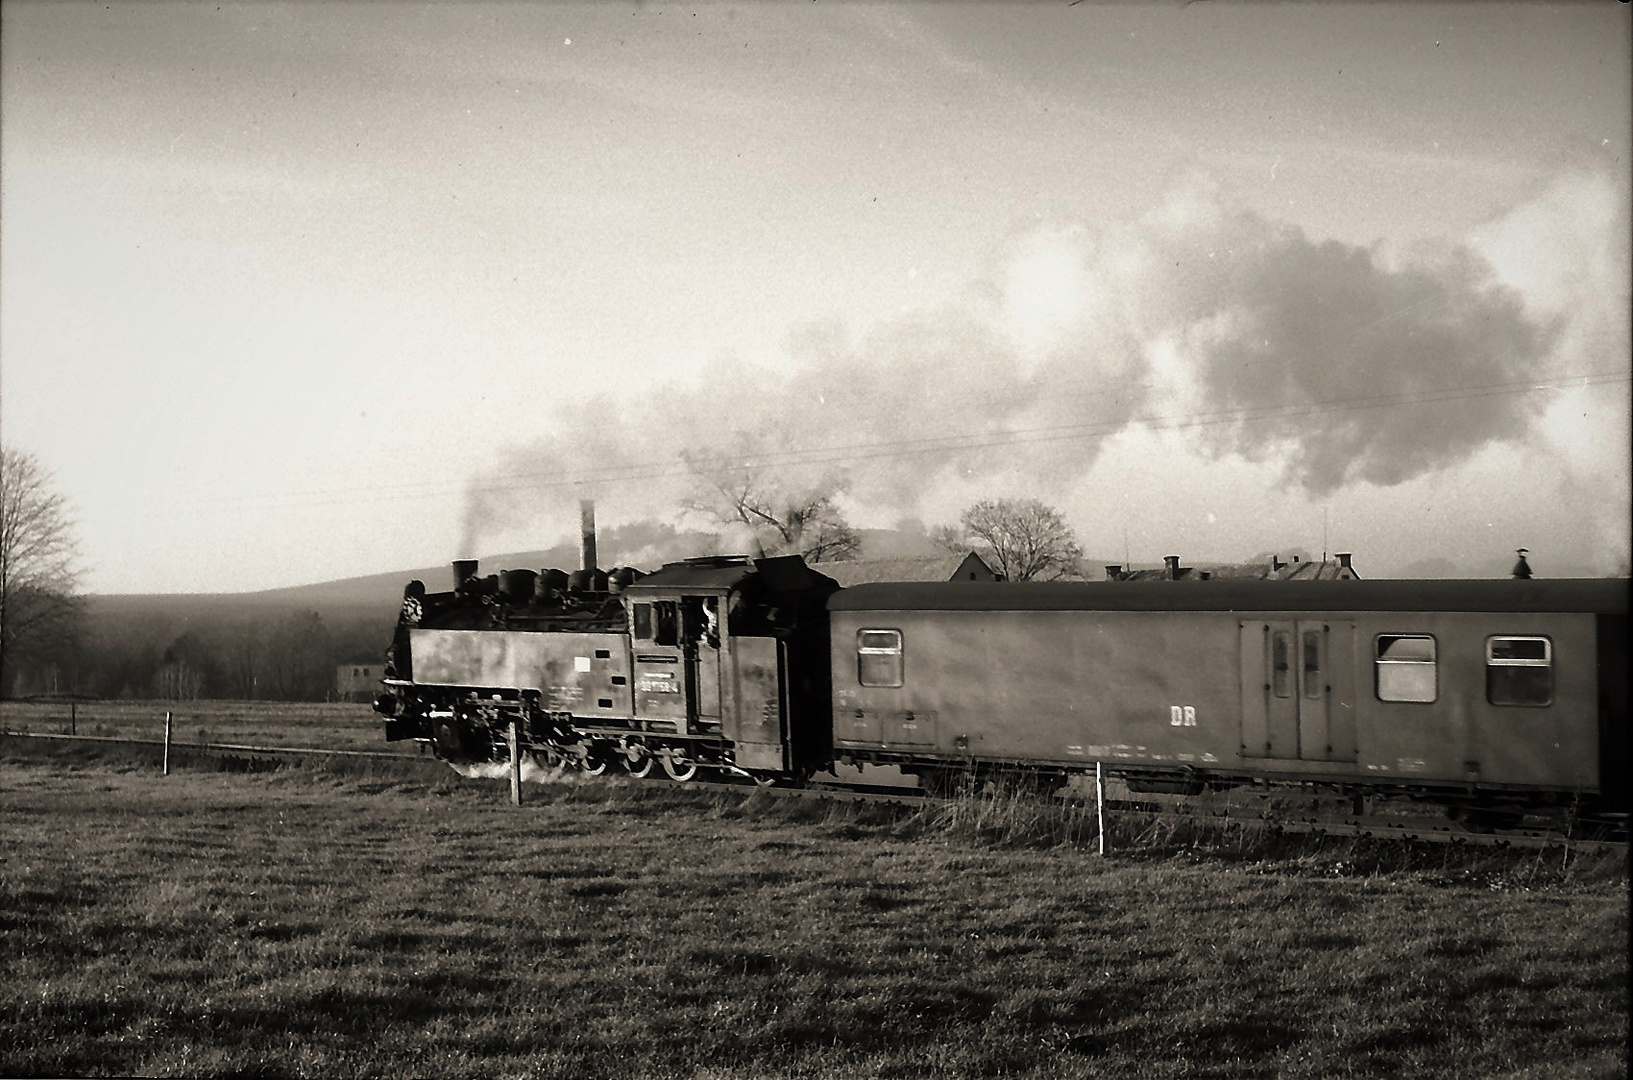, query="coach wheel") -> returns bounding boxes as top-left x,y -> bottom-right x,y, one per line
624,747 -> 655,779
662,751 -> 699,783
